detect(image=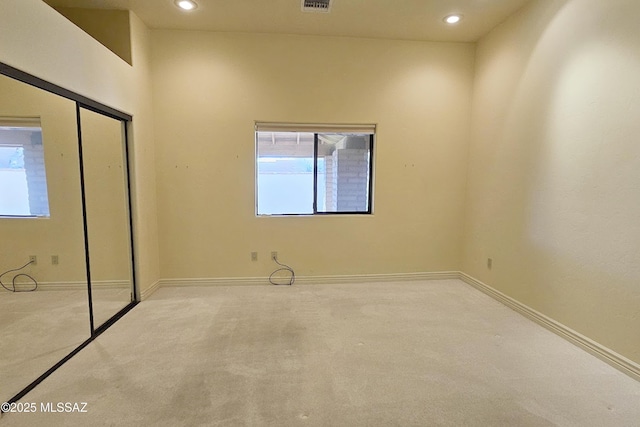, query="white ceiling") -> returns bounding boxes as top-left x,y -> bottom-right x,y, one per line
43,0 -> 531,43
